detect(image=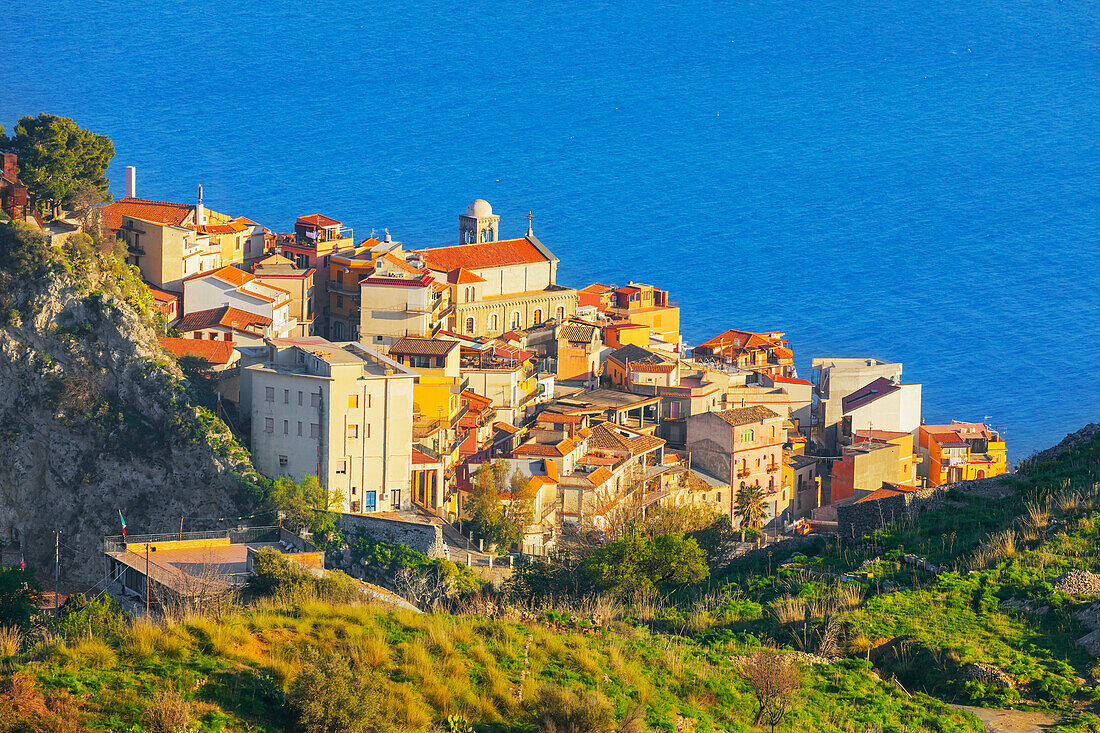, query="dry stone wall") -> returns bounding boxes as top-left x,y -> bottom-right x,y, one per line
337,513 -> 446,558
